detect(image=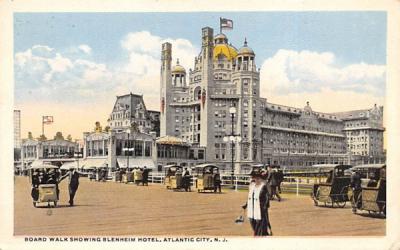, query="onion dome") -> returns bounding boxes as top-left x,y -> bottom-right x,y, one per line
171,59 -> 186,73
238,38 -> 255,56
213,33 -> 238,61
214,33 -> 228,44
